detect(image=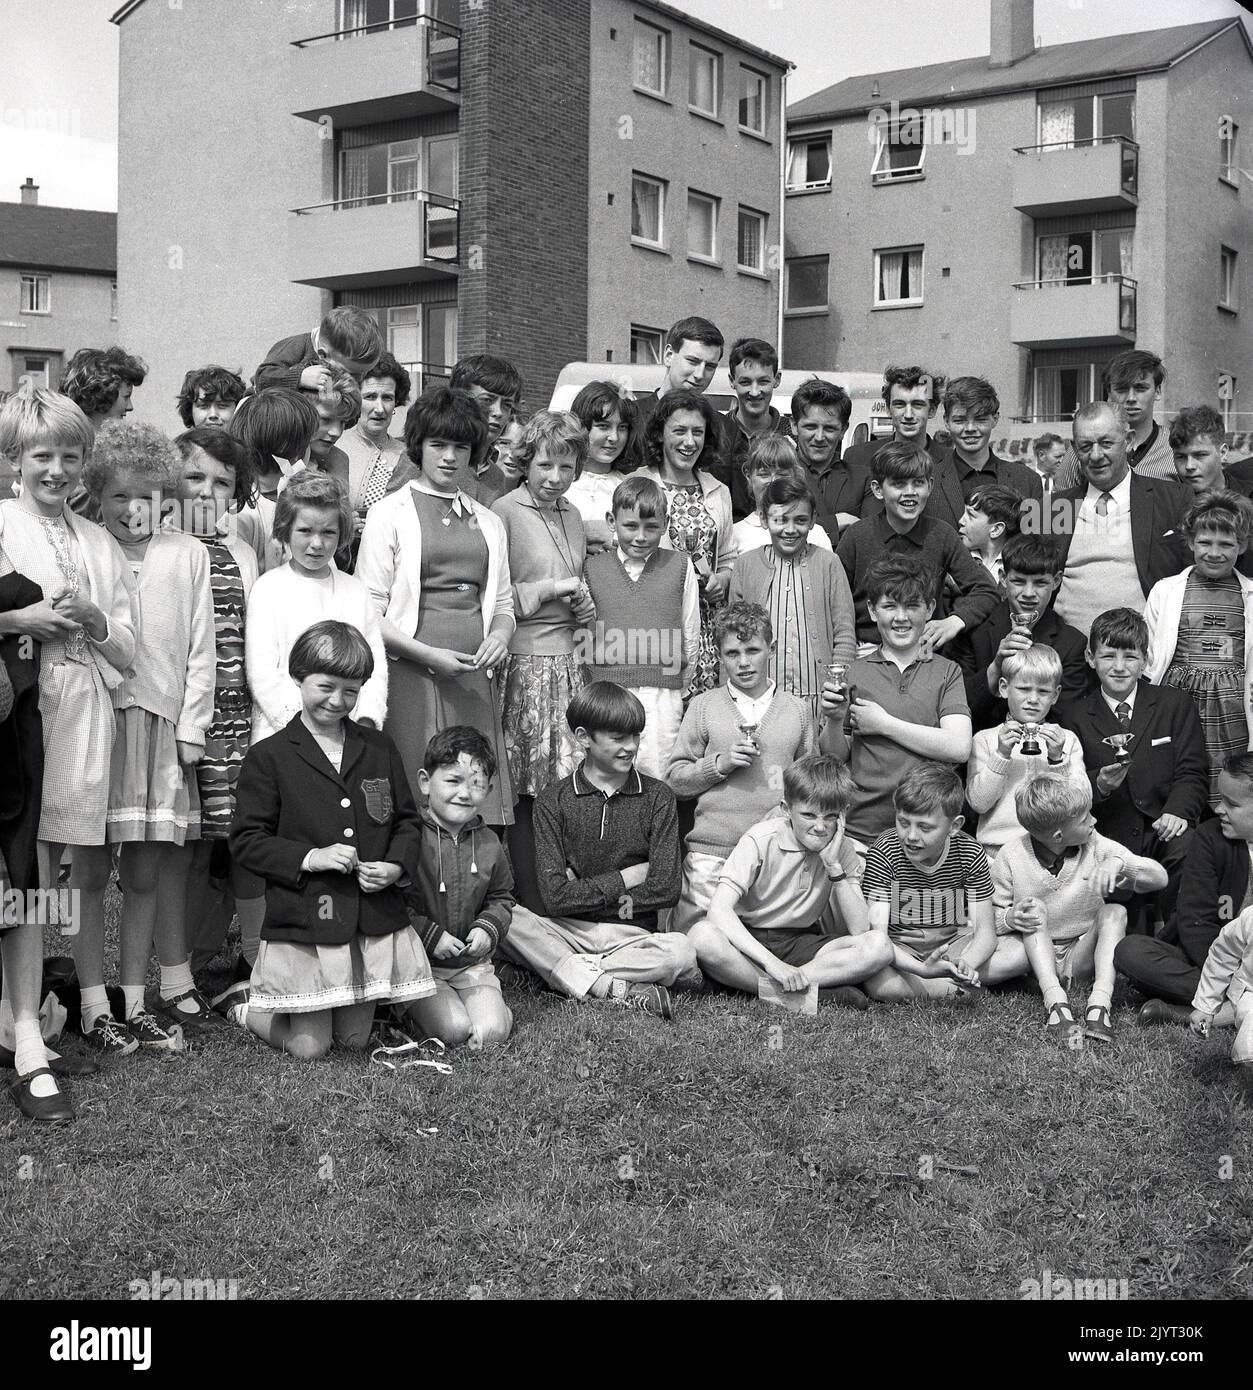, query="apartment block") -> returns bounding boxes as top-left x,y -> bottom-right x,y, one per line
0,179 -> 117,395
110,0 -> 787,425
783,0 -> 1252,435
